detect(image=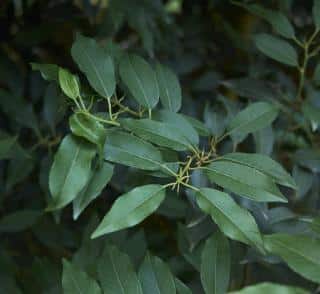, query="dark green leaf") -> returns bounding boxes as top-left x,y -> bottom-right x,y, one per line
48,135 -> 96,210
121,118 -> 191,151
227,102 -> 279,142
138,253 -> 176,294
230,282 -> 308,294
92,184 -> 166,238
73,162 -> 114,220
104,129 -> 163,170
62,259 -> 101,294
254,34 -> 298,66
201,232 -> 230,294
119,54 -> 159,109
203,161 -> 287,202
71,34 -> 115,99
175,278 -> 192,294
218,153 -> 296,189
313,0 -> 320,29
30,63 -> 59,81
264,233 -> 320,283
155,63 -> 181,112
97,245 -> 143,294
196,188 -> 264,252
0,135 -> 17,160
